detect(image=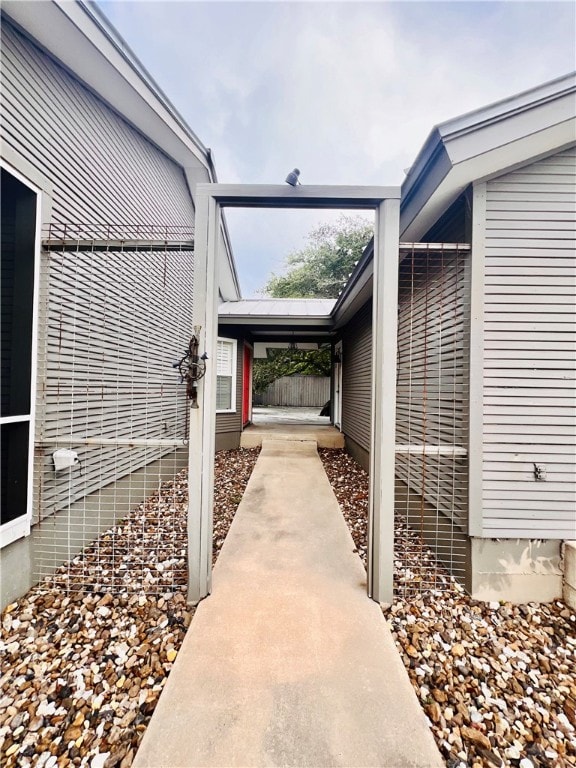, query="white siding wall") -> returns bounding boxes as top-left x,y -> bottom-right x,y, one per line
482,146 -> 576,538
